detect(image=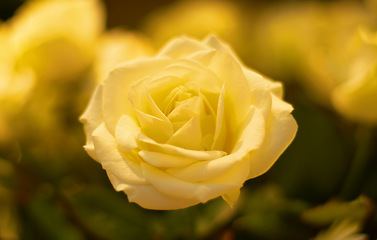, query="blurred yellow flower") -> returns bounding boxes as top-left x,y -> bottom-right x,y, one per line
142,0 -> 243,49
247,1 -> 370,105
0,22 -> 34,142
0,23 -> 34,110
9,0 -> 105,82
332,29 -> 377,124
94,29 -> 154,83
81,35 -> 297,210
